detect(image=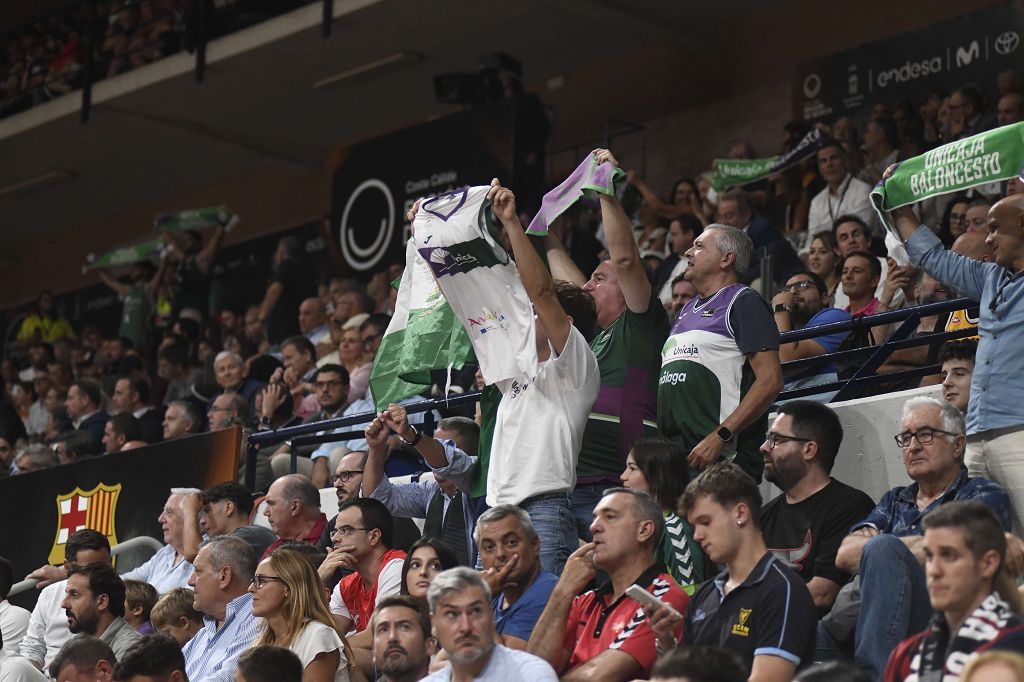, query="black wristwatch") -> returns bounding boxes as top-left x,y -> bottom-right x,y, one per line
400,426 -> 422,447
773,303 -> 788,313
716,426 -> 734,443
